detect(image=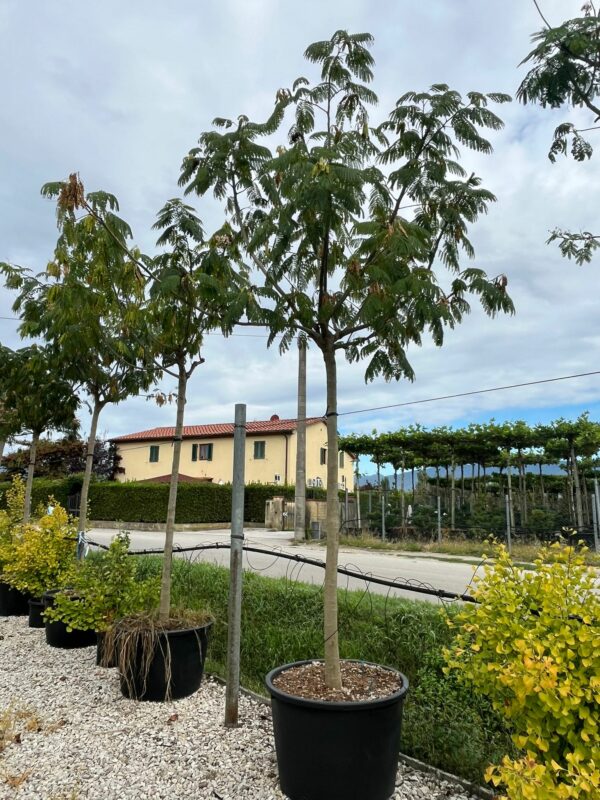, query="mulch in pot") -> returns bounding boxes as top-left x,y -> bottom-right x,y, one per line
272,660 -> 404,702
